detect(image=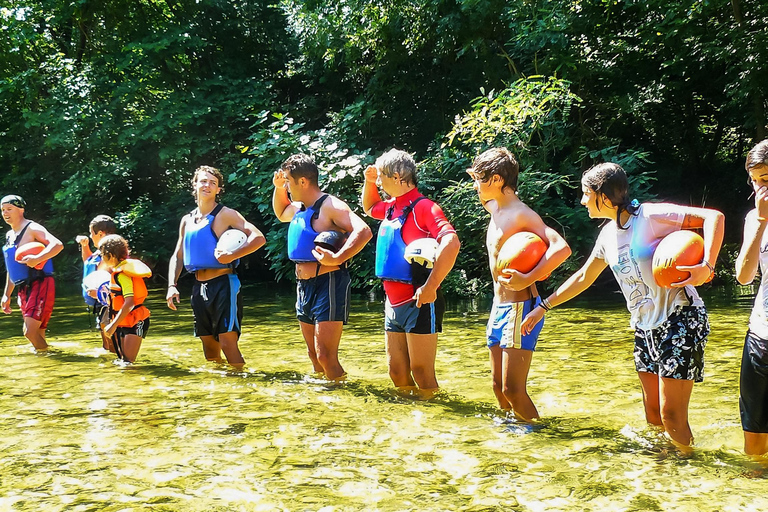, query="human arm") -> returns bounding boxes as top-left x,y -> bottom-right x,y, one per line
521,252 -> 608,335
311,197 -> 372,266
166,217 -> 186,311
272,170 -> 299,222
362,165 -> 382,215
103,294 -> 135,337
214,208 -> 267,264
736,186 -> 768,284
76,235 -> 93,262
414,232 -> 461,307
19,223 -> 63,268
672,206 -> 725,287
1,273 -> 14,314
